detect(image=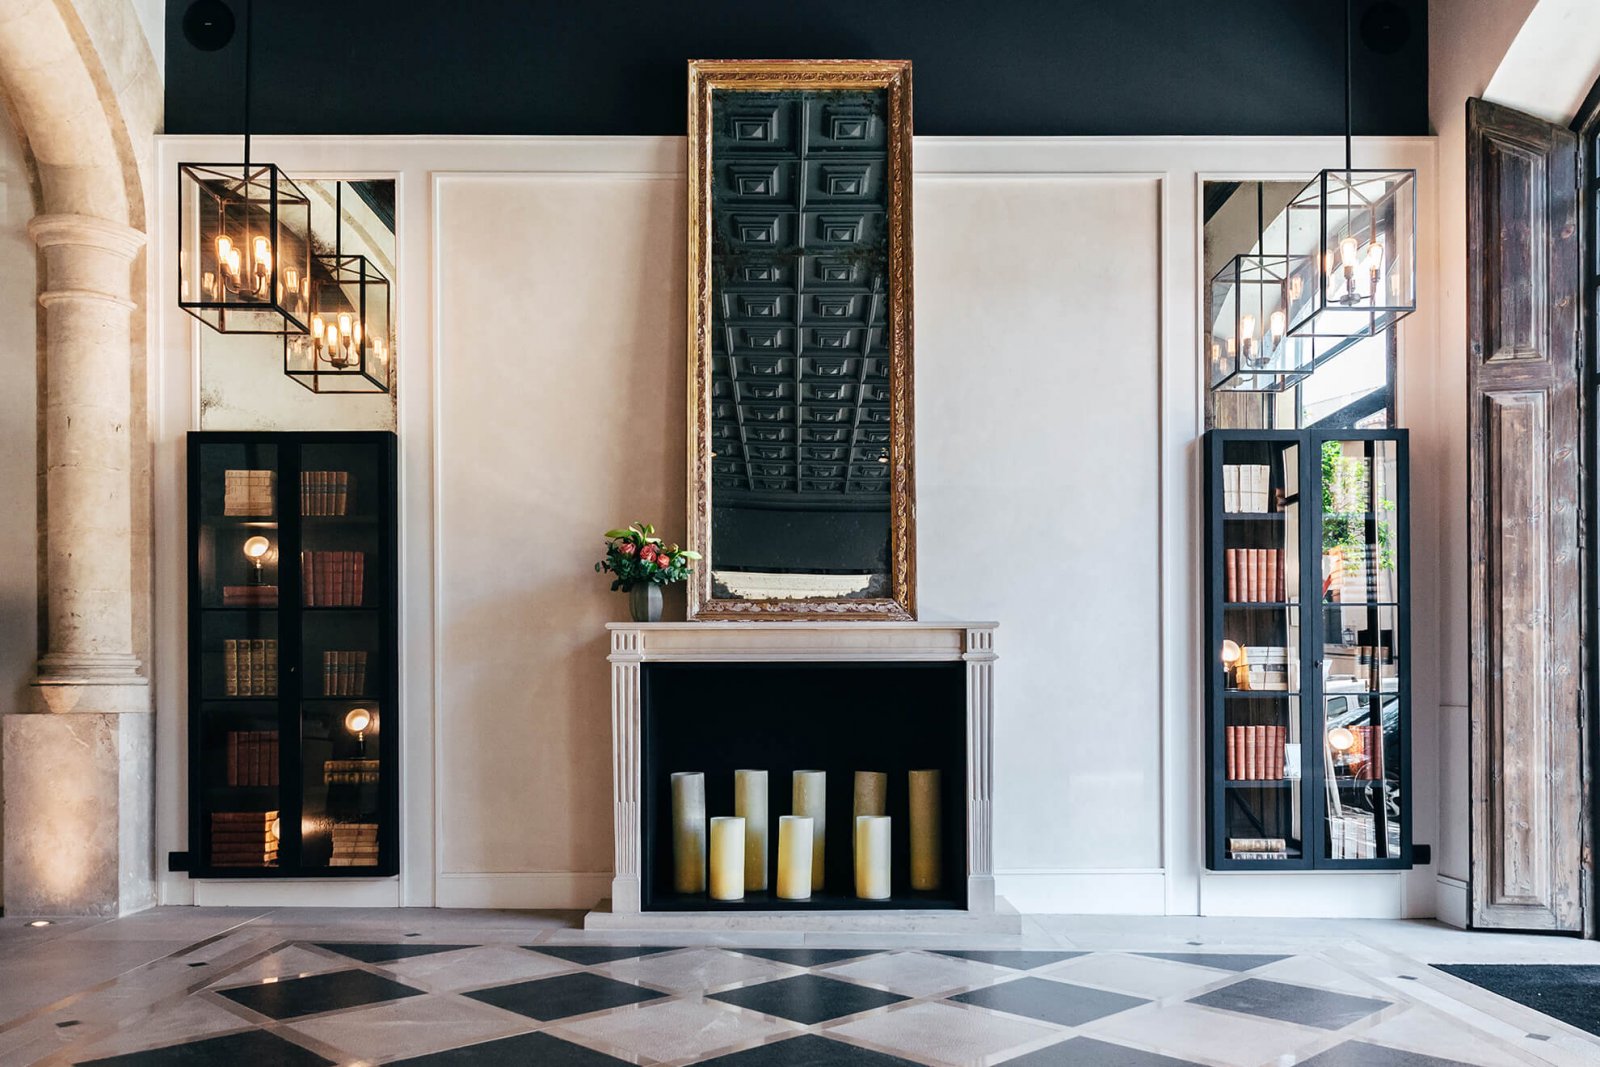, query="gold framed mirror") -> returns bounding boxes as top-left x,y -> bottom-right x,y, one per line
686,59 -> 916,620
